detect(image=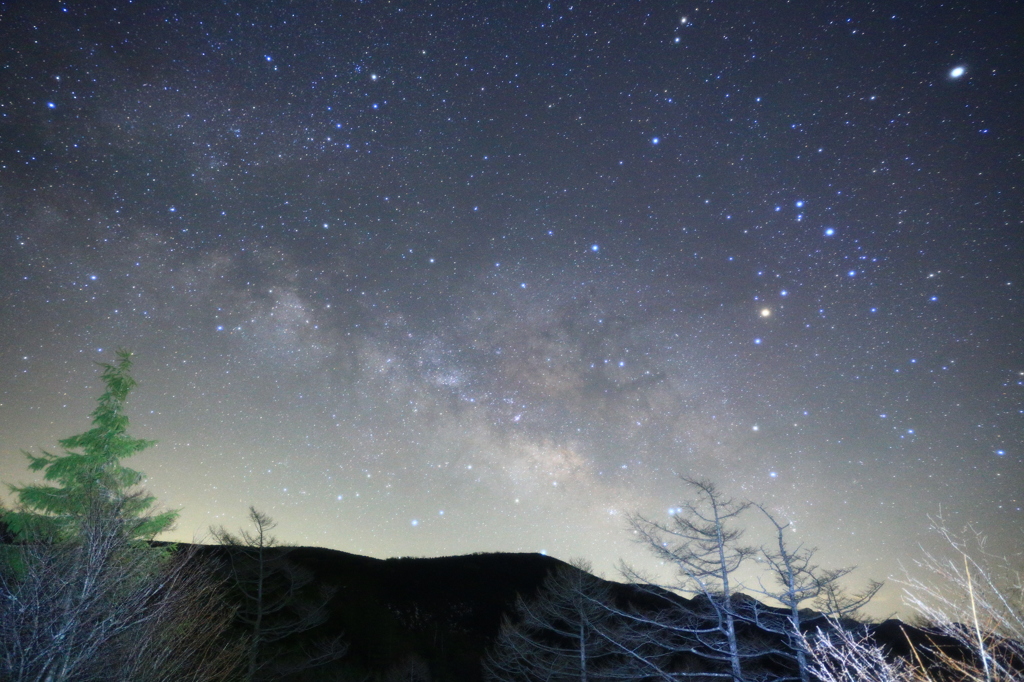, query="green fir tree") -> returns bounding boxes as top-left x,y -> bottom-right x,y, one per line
4,349 -> 177,542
